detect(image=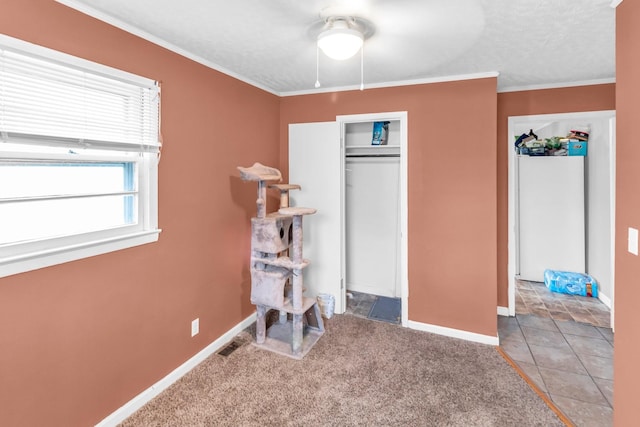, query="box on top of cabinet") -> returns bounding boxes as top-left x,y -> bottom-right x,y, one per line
567,140 -> 587,156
